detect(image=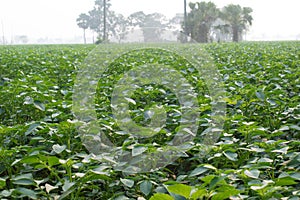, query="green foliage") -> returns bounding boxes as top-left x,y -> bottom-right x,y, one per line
0,42 -> 299,199
221,4 -> 253,42
186,1 -> 220,43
